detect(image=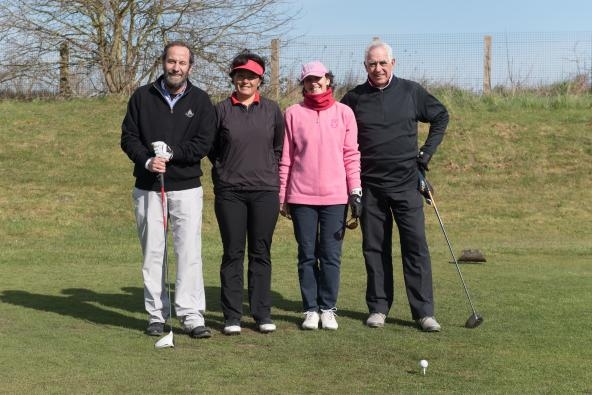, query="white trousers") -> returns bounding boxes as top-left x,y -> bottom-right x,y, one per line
133,186 -> 206,330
